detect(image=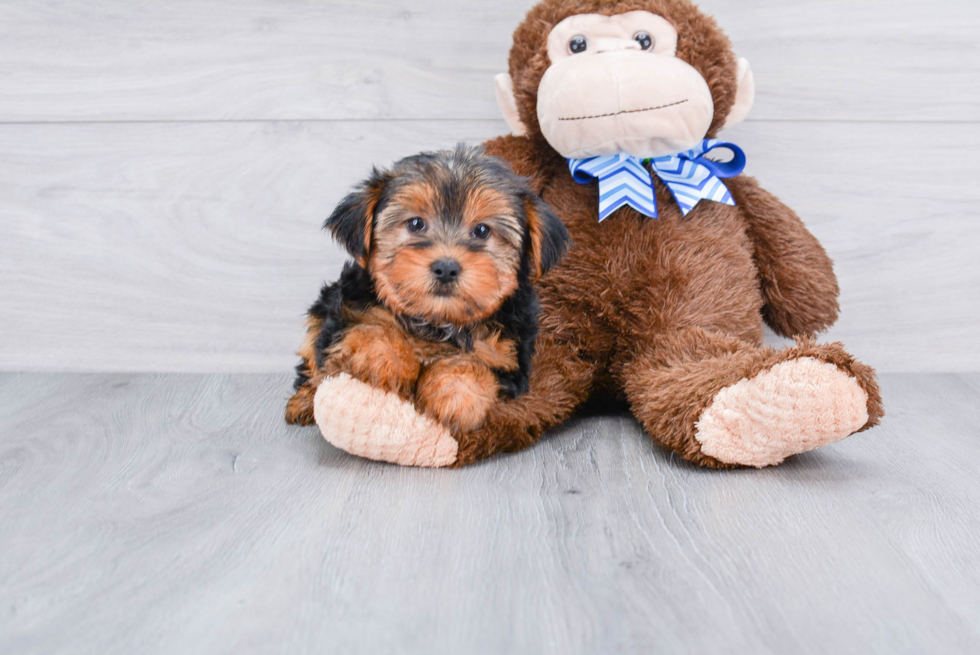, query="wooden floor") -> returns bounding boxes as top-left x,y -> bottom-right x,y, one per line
1,372 -> 979,654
